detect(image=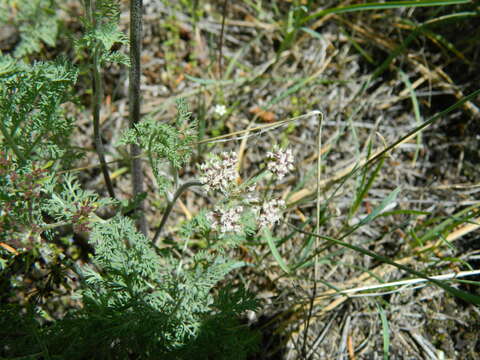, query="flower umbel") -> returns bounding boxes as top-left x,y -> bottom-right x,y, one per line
199,151 -> 238,194
266,148 -> 294,179
207,206 -> 243,233
257,199 -> 285,228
